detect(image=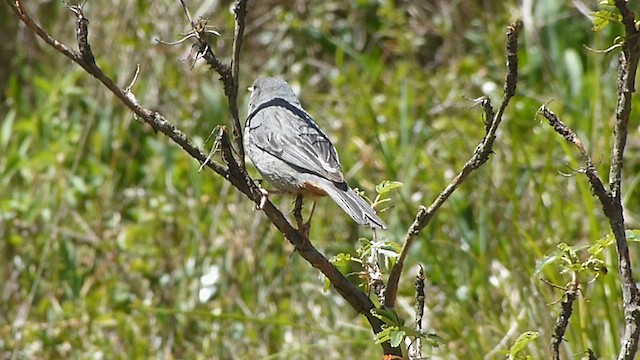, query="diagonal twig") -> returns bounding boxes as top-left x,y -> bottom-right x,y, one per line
384,19 -> 522,308
609,14 -> 640,353
537,106 -> 609,201
539,271 -> 581,359
605,4 -> 640,358
176,0 -> 246,167
229,0 -> 247,163
408,265 -> 426,360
